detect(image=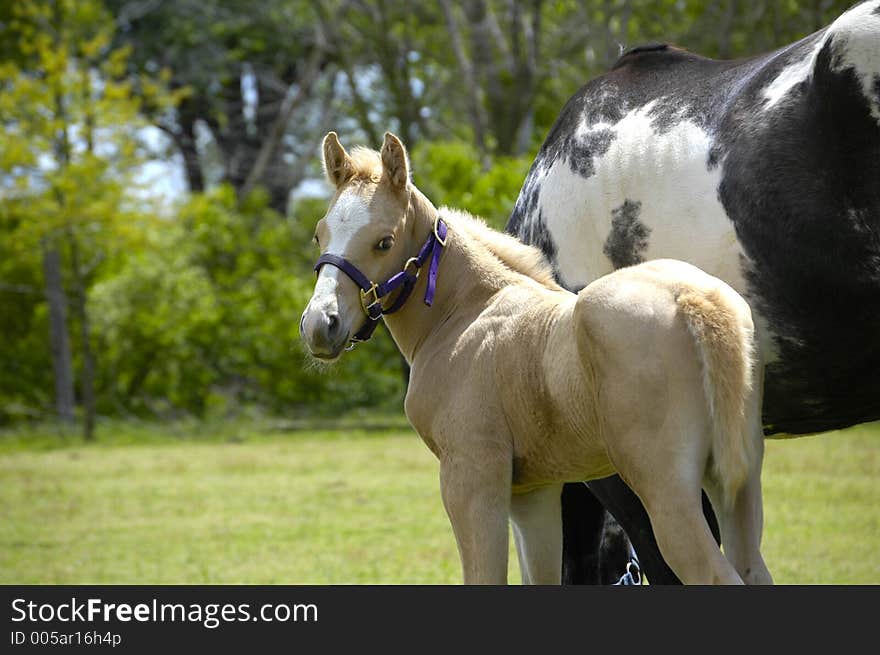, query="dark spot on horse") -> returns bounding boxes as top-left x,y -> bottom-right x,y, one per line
507,160 -> 544,235
518,178 -> 542,224
565,128 -> 616,179
523,209 -> 559,274
603,200 -> 650,269
506,165 -> 566,278
721,28 -> 880,434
